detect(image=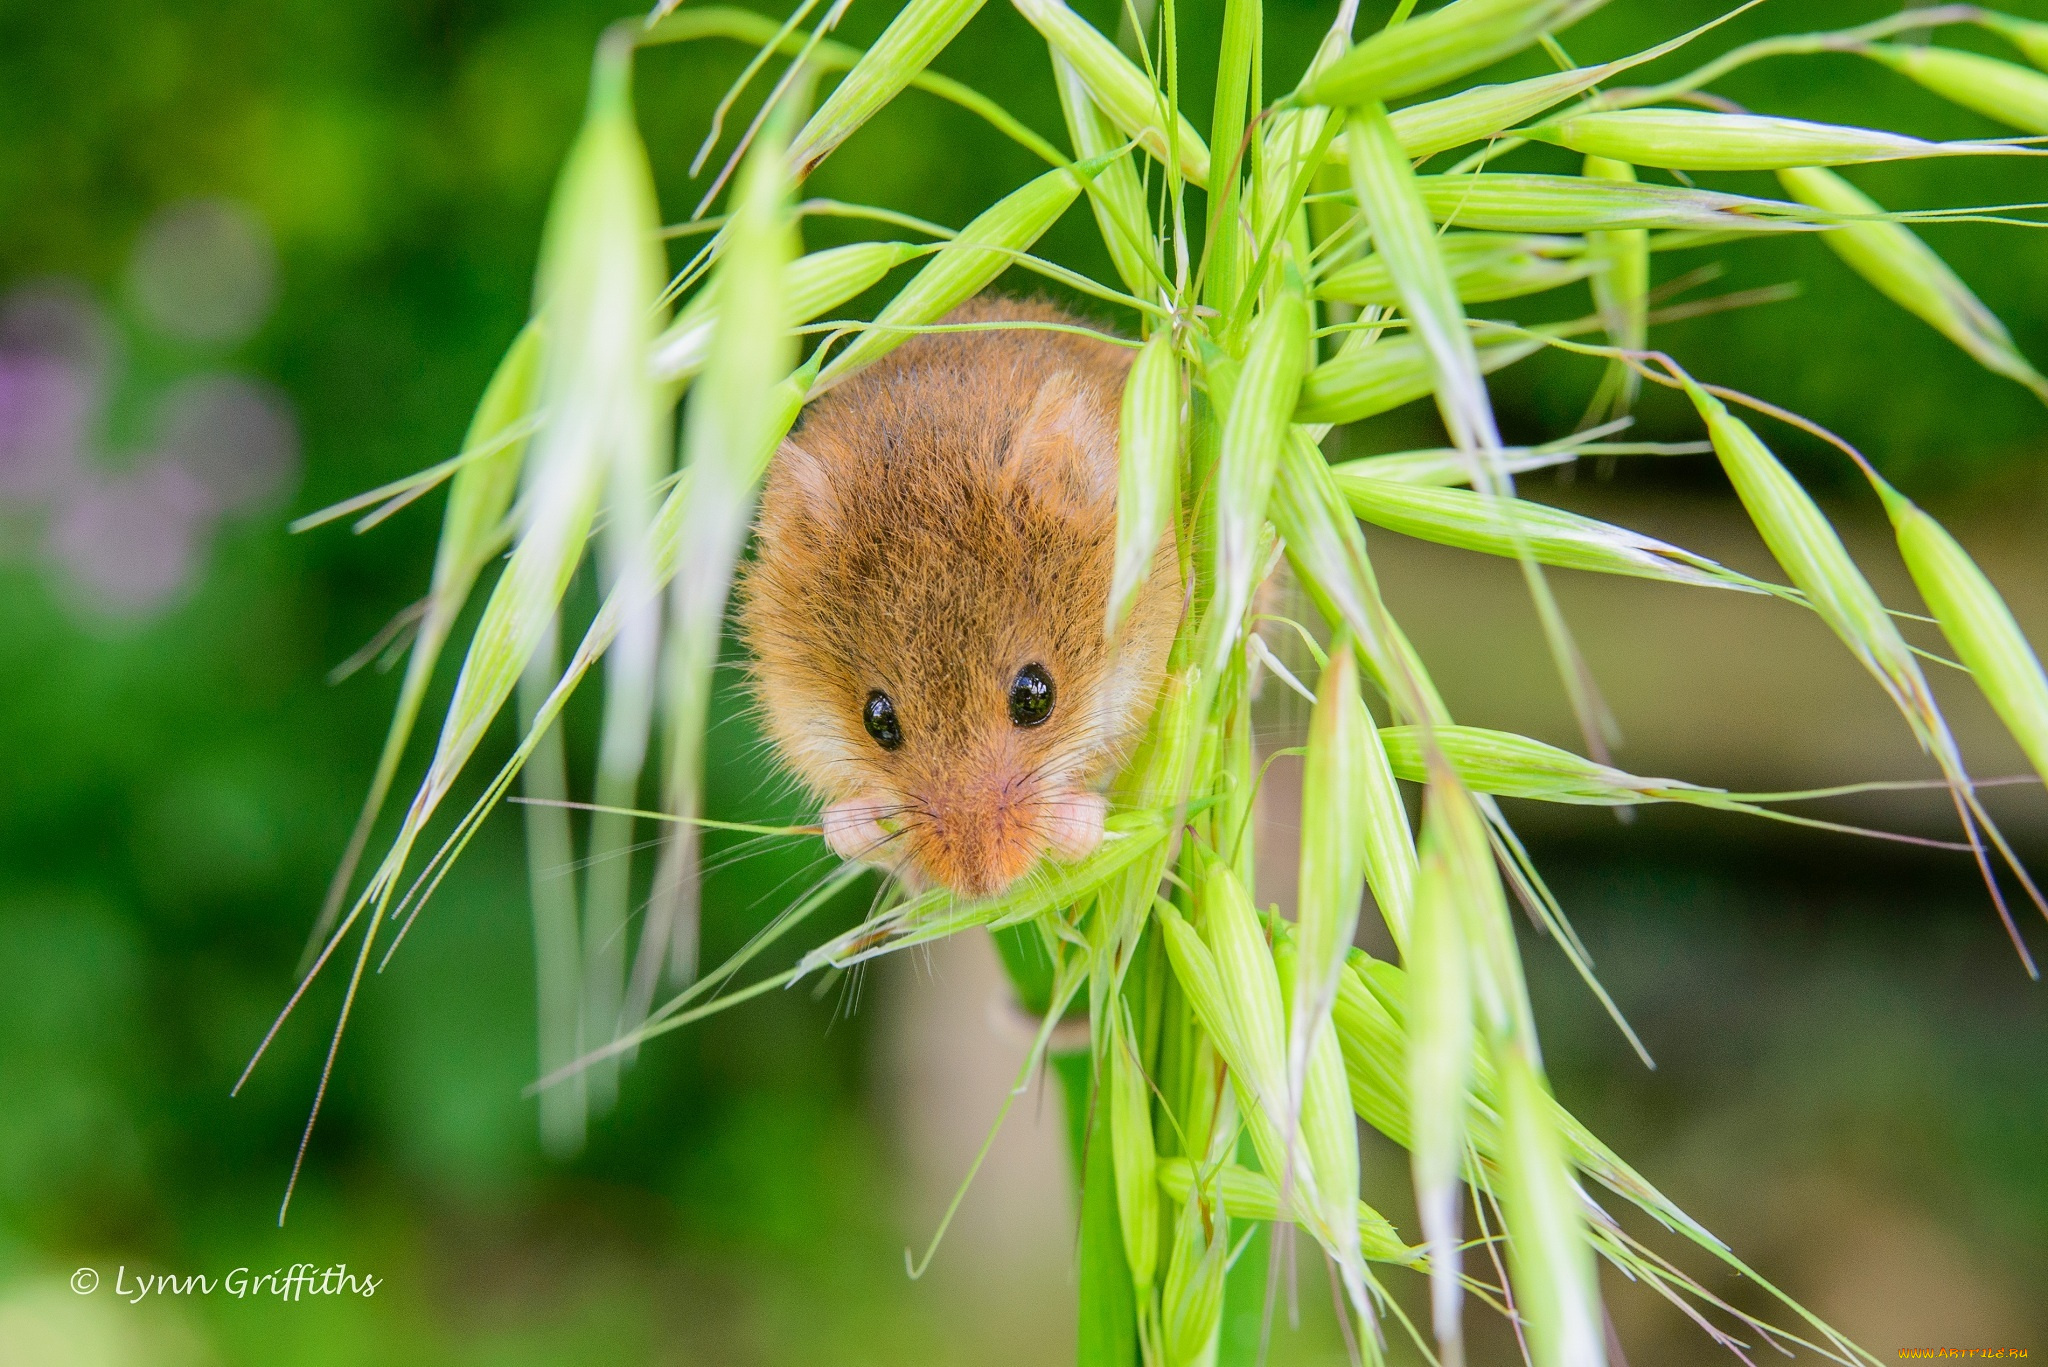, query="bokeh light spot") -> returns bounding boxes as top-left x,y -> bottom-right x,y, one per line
127,198 -> 276,347
158,372 -> 300,515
